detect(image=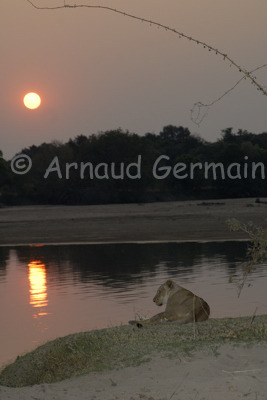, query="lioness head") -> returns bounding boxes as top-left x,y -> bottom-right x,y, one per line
153,279 -> 176,306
